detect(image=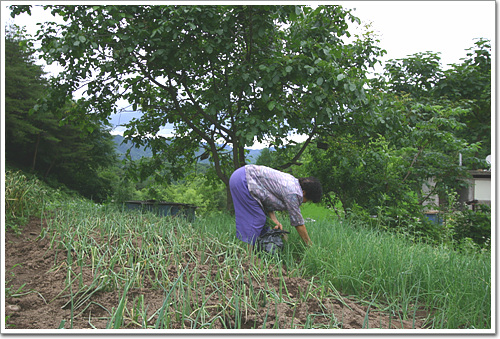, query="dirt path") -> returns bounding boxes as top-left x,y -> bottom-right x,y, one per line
4,217 -> 427,330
